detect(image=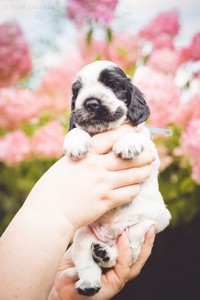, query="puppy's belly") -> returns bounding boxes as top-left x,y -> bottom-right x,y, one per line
88,214 -> 146,247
